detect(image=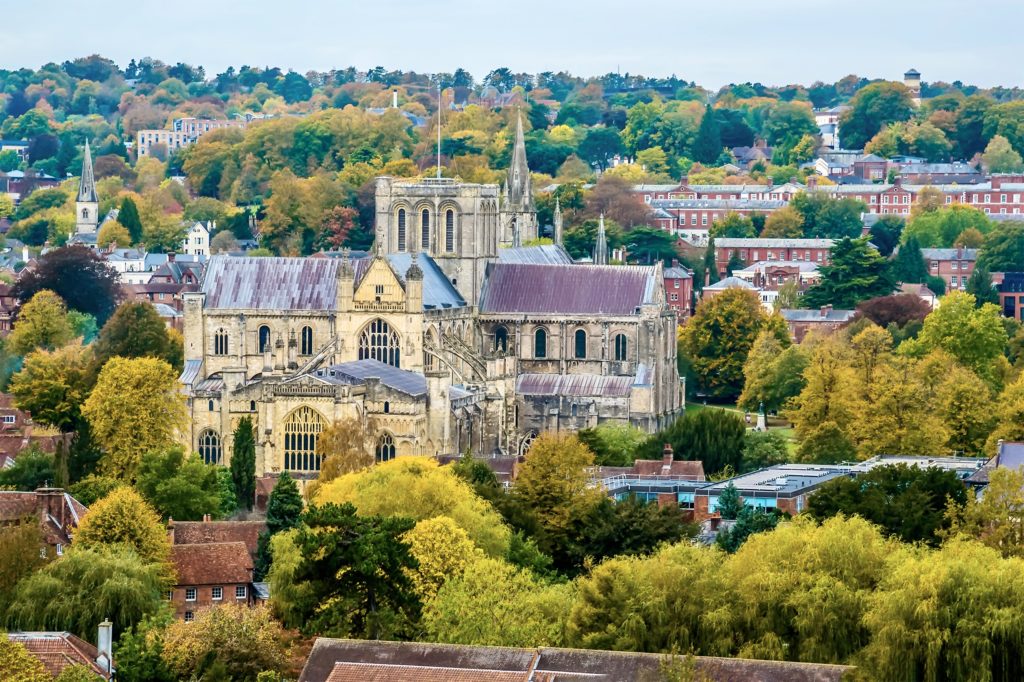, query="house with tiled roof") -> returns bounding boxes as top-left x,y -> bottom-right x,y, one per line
170,541 -> 254,621
780,305 -> 856,342
0,488 -> 88,557
168,518 -> 266,558
298,639 -> 853,682
8,624 -> 114,680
